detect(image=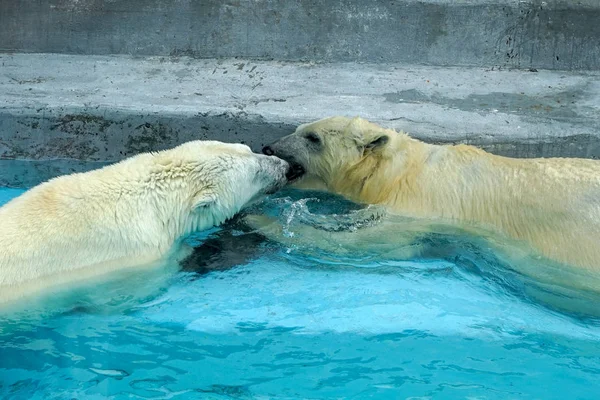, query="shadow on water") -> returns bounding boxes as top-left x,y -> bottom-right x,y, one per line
422,234 -> 600,323
178,187 -> 364,275
0,258 -> 181,328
